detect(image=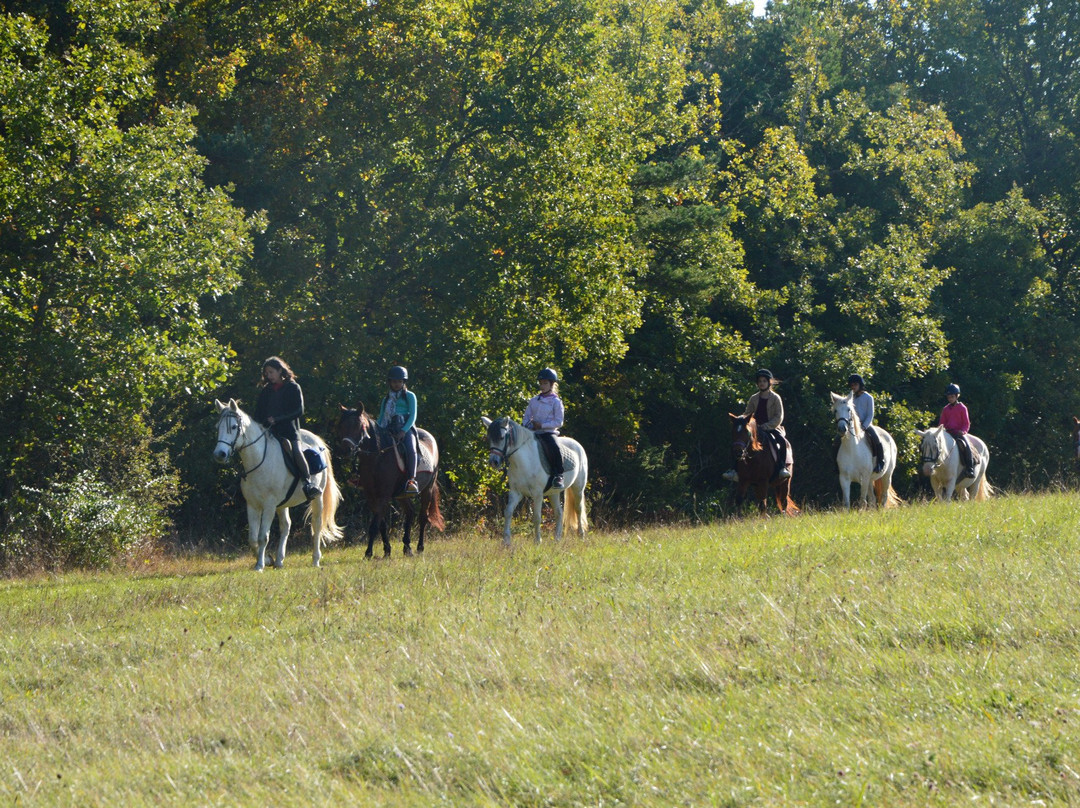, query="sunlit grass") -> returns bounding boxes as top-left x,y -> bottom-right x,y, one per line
2,493 -> 1079,805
